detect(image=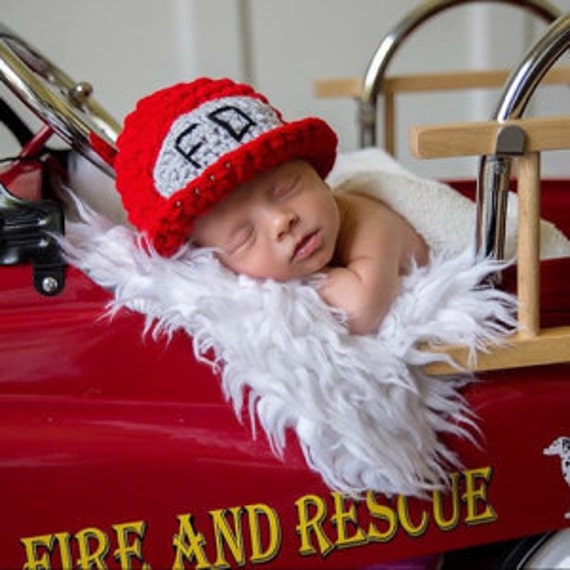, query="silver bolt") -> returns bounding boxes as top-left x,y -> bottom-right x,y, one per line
69,81 -> 93,107
42,276 -> 59,294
